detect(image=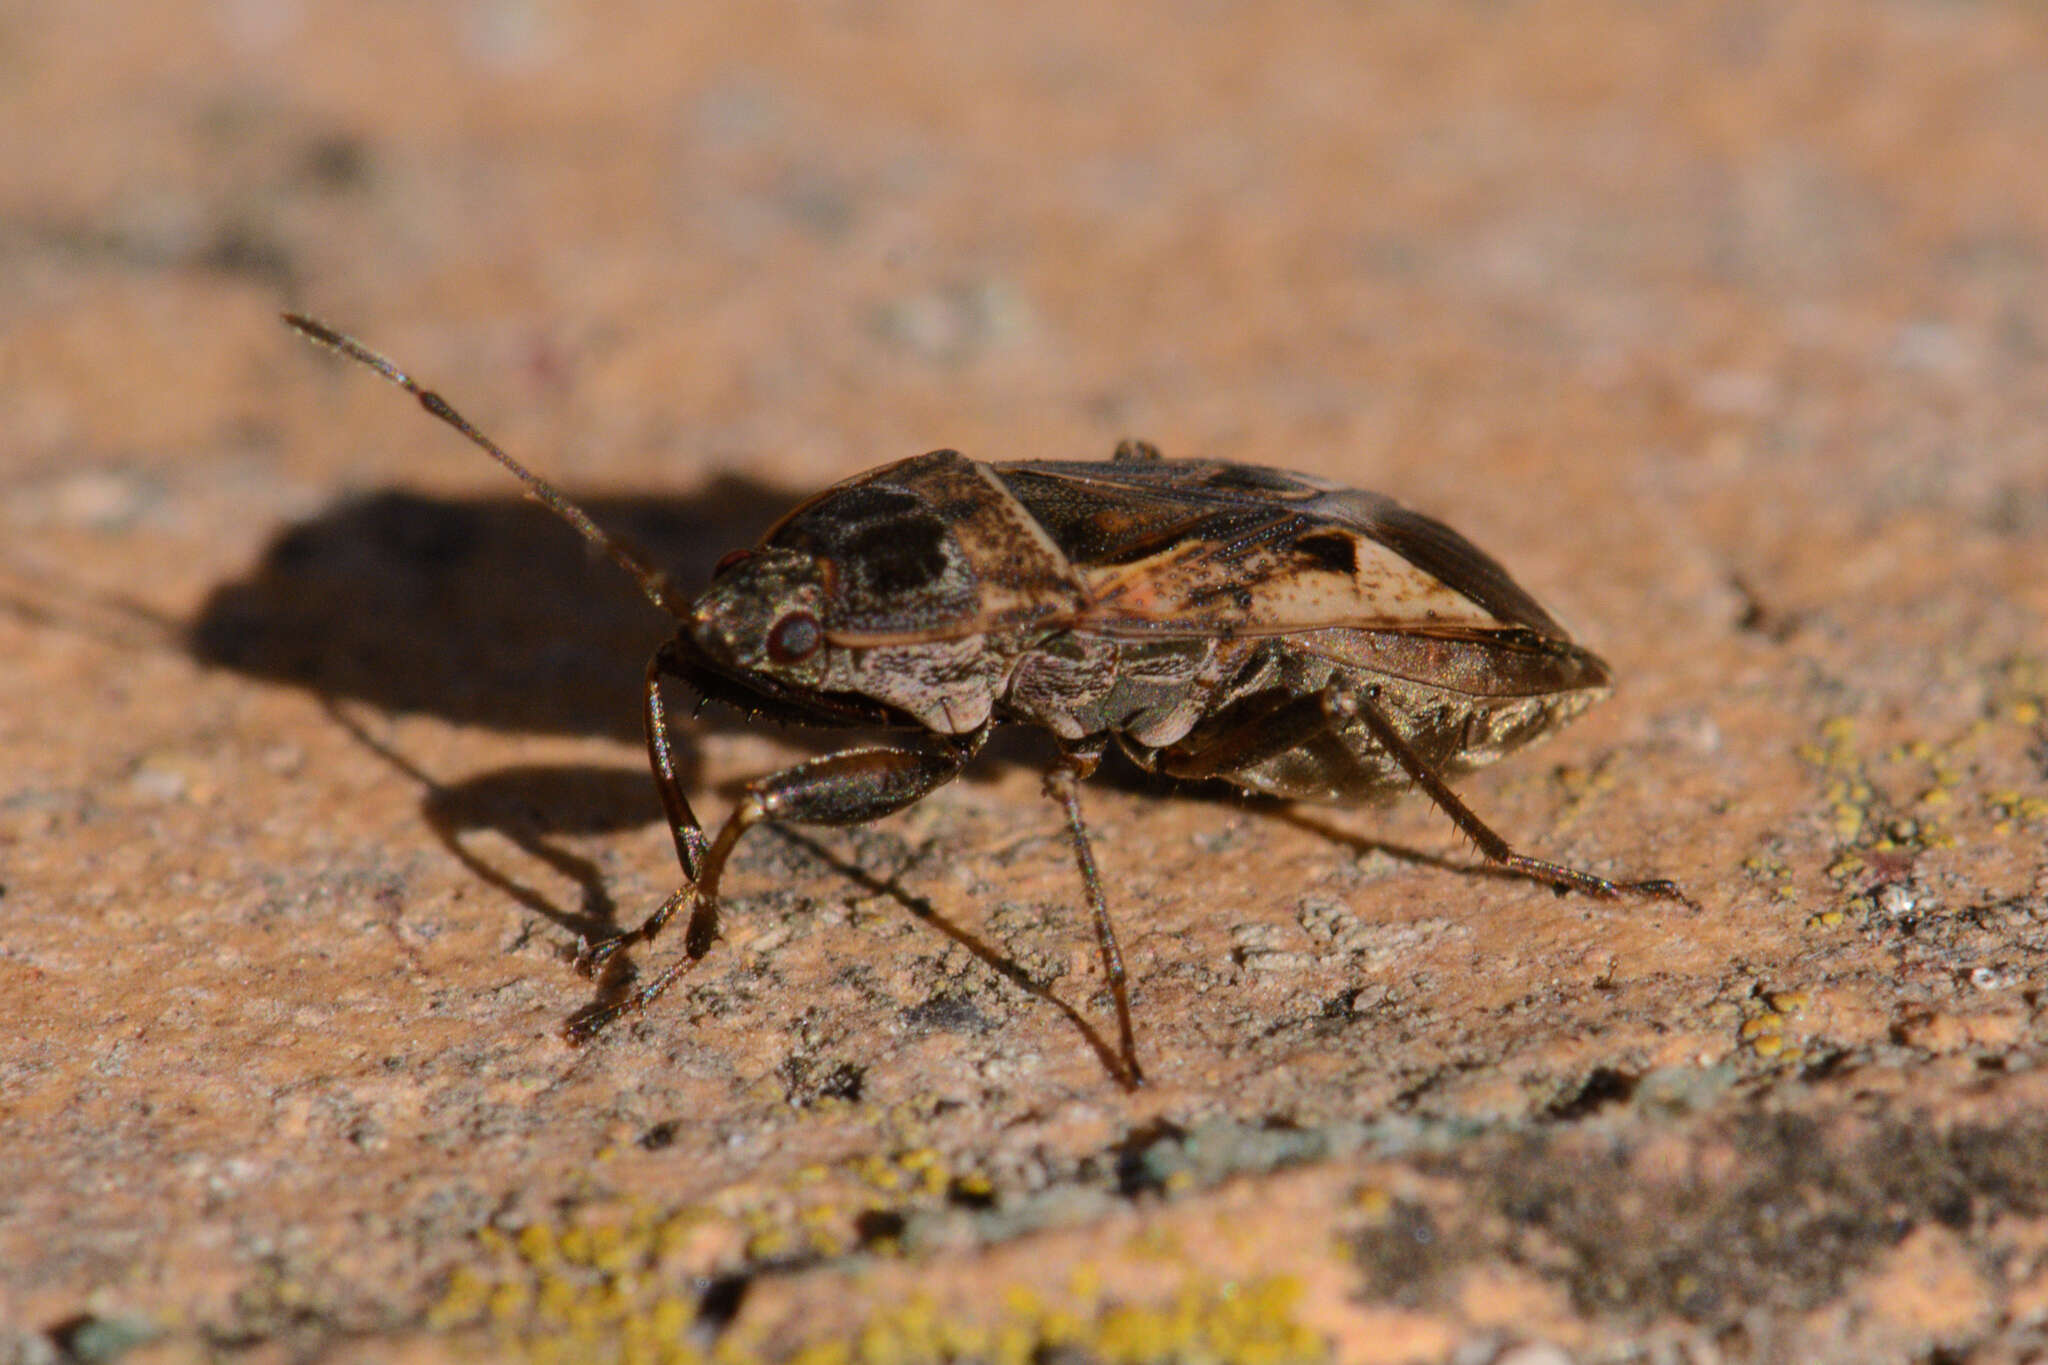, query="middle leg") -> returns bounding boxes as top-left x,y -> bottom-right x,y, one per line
1043,739 -> 1145,1089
